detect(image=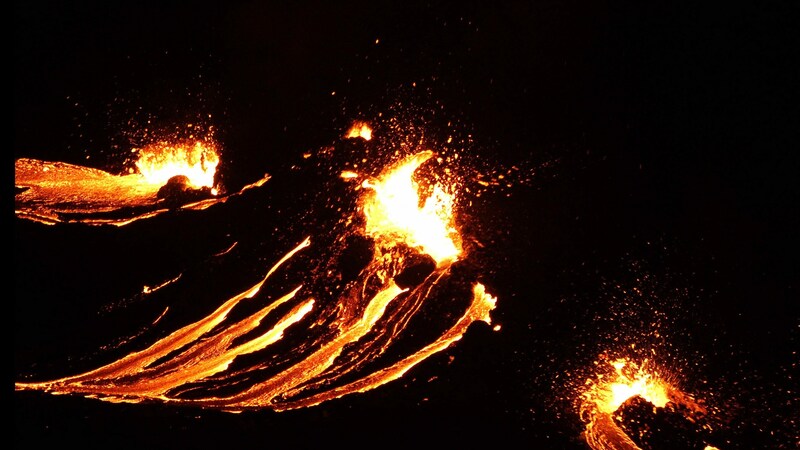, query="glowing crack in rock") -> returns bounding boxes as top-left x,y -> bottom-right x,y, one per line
579,355 -> 714,450
15,145 -> 498,413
